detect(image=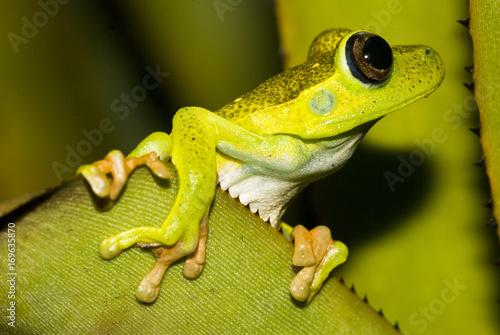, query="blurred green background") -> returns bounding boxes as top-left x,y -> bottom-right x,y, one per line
0,0 -> 498,334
